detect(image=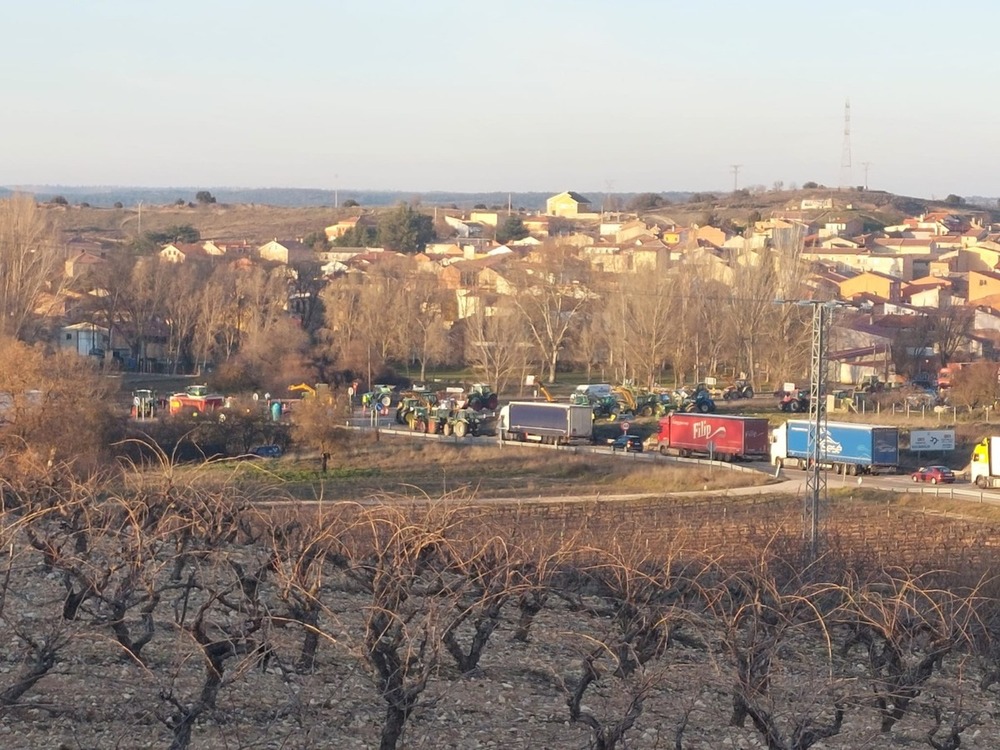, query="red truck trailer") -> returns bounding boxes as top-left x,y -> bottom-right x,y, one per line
655,413 -> 769,461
